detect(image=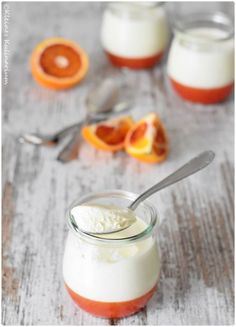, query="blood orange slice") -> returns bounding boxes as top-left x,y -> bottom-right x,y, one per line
81,116 -> 134,152
31,37 -> 89,90
125,113 -> 169,163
